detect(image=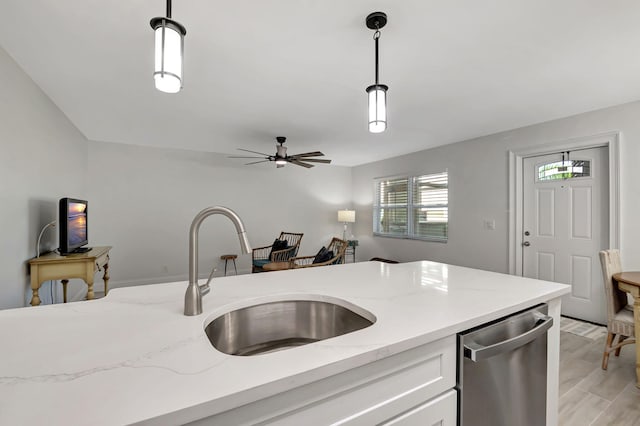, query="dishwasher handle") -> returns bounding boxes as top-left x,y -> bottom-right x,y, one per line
464,313 -> 553,362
